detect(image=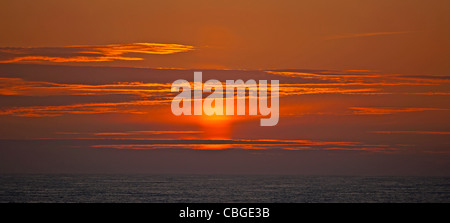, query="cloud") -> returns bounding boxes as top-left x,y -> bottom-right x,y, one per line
0,77 -> 171,96
325,31 -> 410,40
280,85 -> 384,95
408,92 -> 450,95
265,70 -> 449,96
371,131 -> 450,135
0,43 -> 195,63
89,138 -> 395,152
0,77 -> 386,101
265,70 -> 444,86
350,107 -> 449,115
92,131 -> 203,136
0,100 -> 166,117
